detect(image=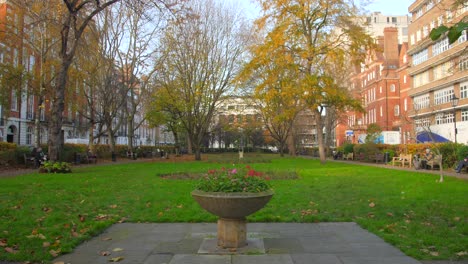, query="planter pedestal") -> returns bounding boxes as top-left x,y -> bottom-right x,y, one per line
191,190 -> 273,249
217,218 -> 246,248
